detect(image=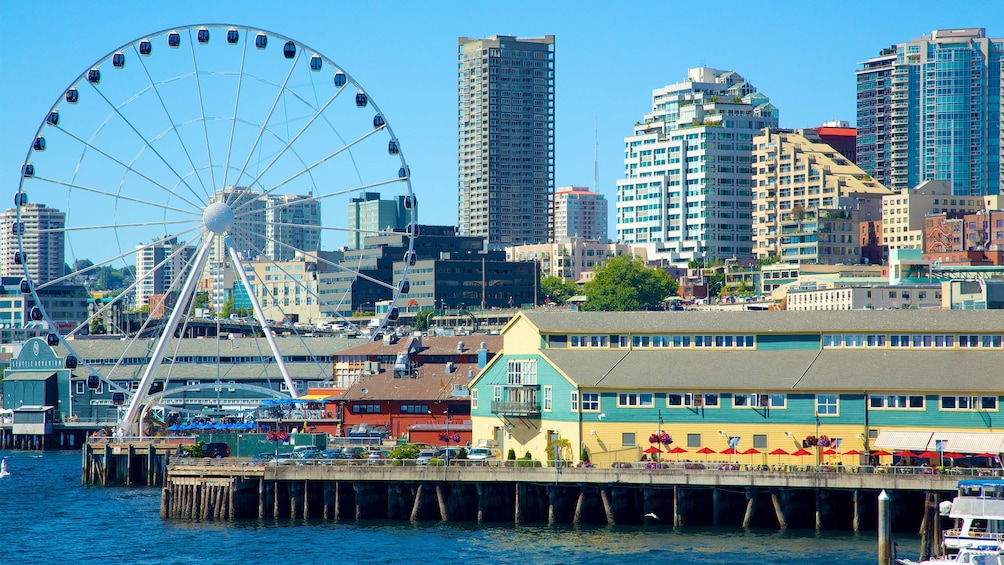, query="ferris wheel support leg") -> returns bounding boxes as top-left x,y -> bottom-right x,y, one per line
119,238 -> 213,434
225,237 -> 298,399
